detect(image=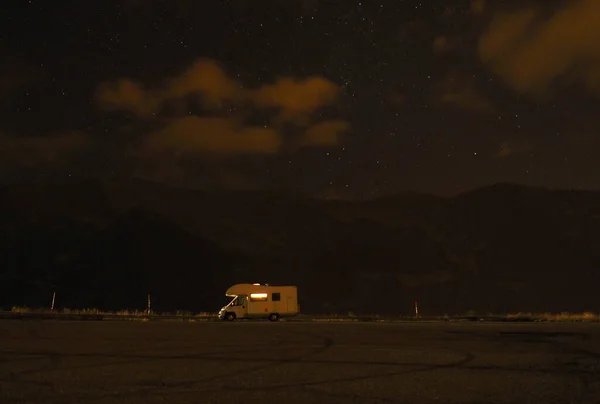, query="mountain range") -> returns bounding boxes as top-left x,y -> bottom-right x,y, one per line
1,179 -> 599,316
